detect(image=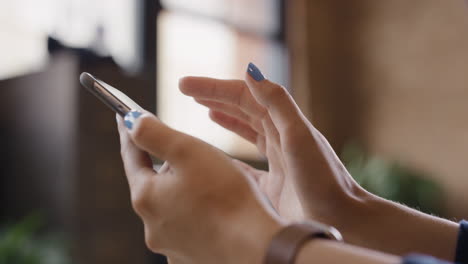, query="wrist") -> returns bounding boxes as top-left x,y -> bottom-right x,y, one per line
167,208 -> 284,264
219,200 -> 286,264
264,221 -> 344,264
314,186 -> 380,244
323,189 -> 459,260
236,214 -> 285,263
